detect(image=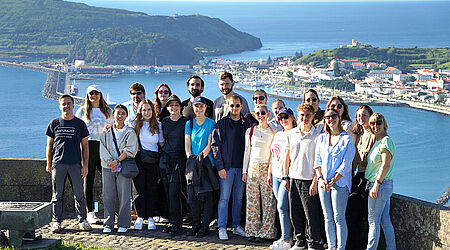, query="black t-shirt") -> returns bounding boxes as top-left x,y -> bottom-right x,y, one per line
161,116 -> 189,157
230,118 -> 245,167
46,116 -> 89,165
